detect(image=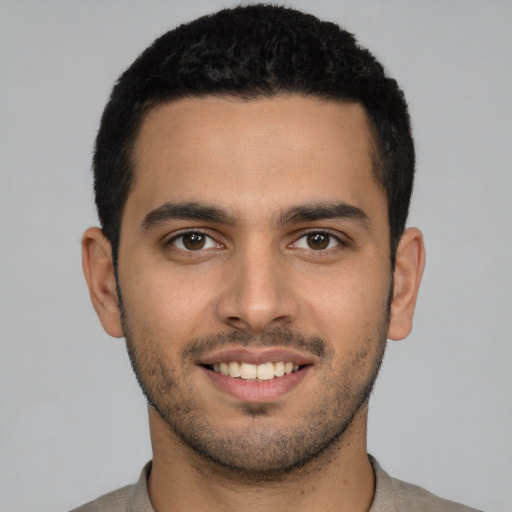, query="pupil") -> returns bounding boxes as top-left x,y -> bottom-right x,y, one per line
184,233 -> 205,250
308,233 -> 329,250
